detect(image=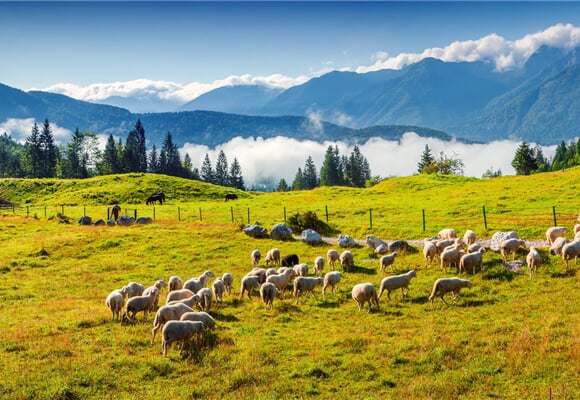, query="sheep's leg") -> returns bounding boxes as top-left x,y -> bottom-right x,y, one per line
440,294 -> 449,305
